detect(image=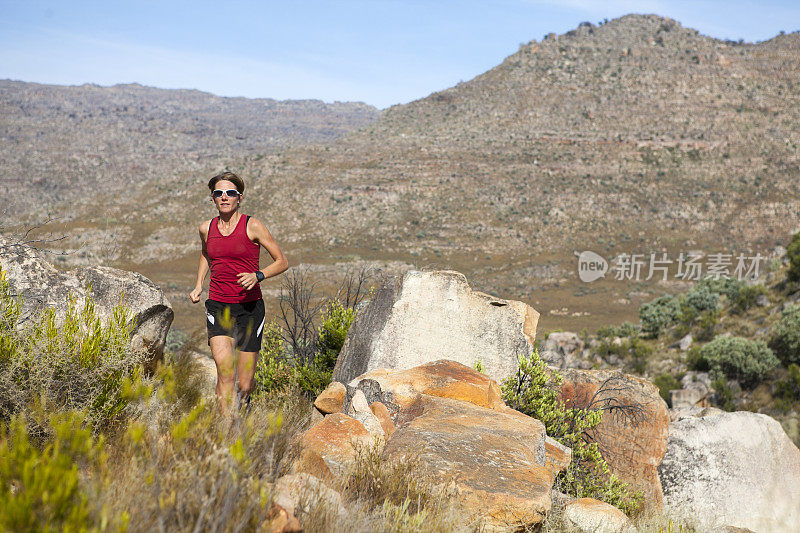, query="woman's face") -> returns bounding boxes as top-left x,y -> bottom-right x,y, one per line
211,179 -> 242,215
